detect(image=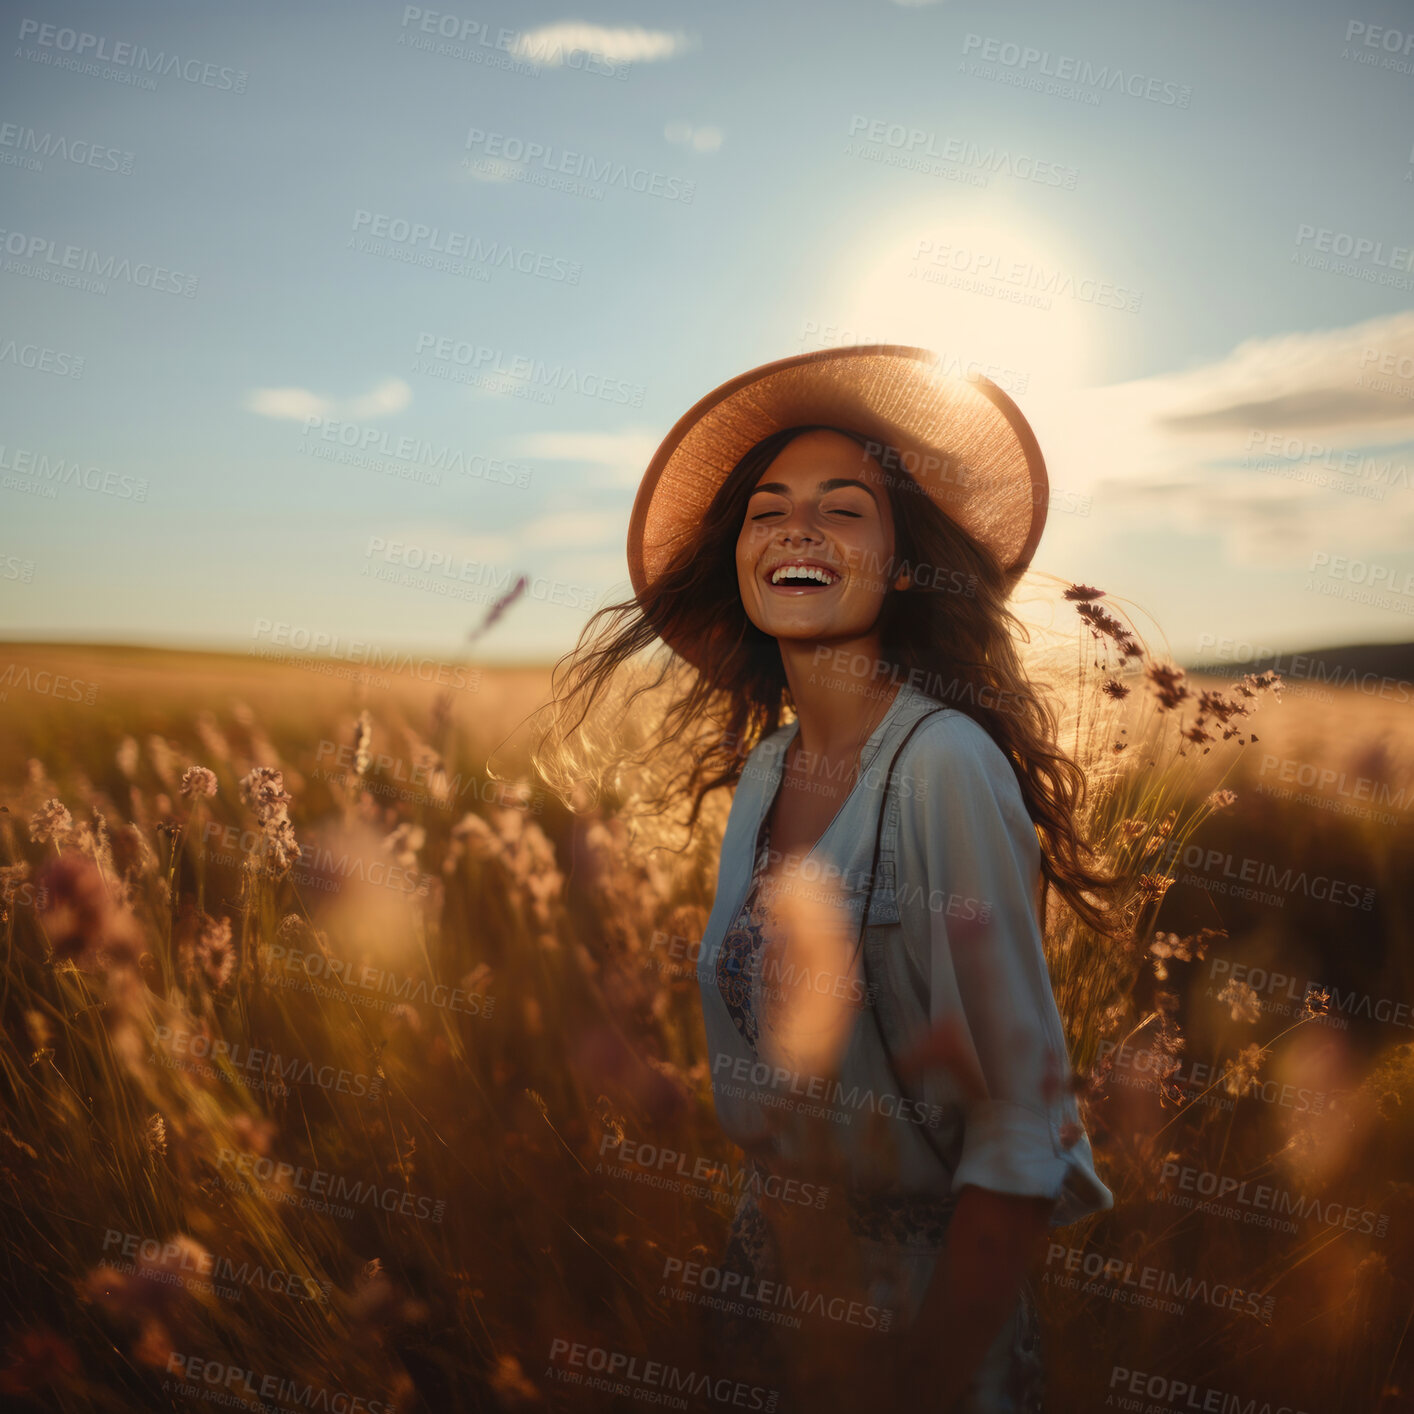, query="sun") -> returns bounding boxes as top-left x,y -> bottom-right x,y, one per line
830,199 -> 1105,396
